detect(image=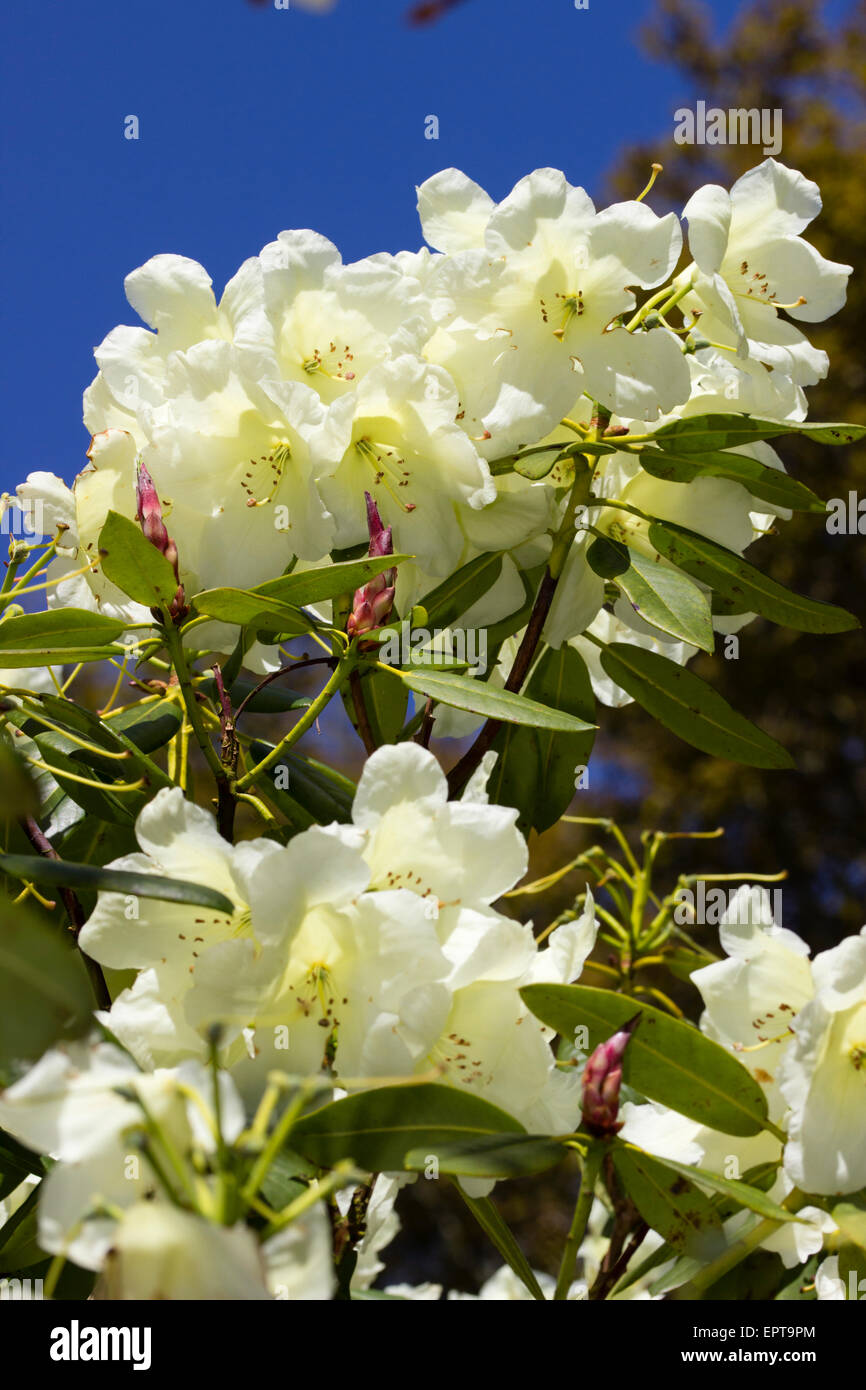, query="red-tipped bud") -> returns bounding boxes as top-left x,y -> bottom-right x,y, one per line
135,460 -> 187,623
136,461 -> 171,556
581,1014 -> 641,1136
347,492 -> 396,639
